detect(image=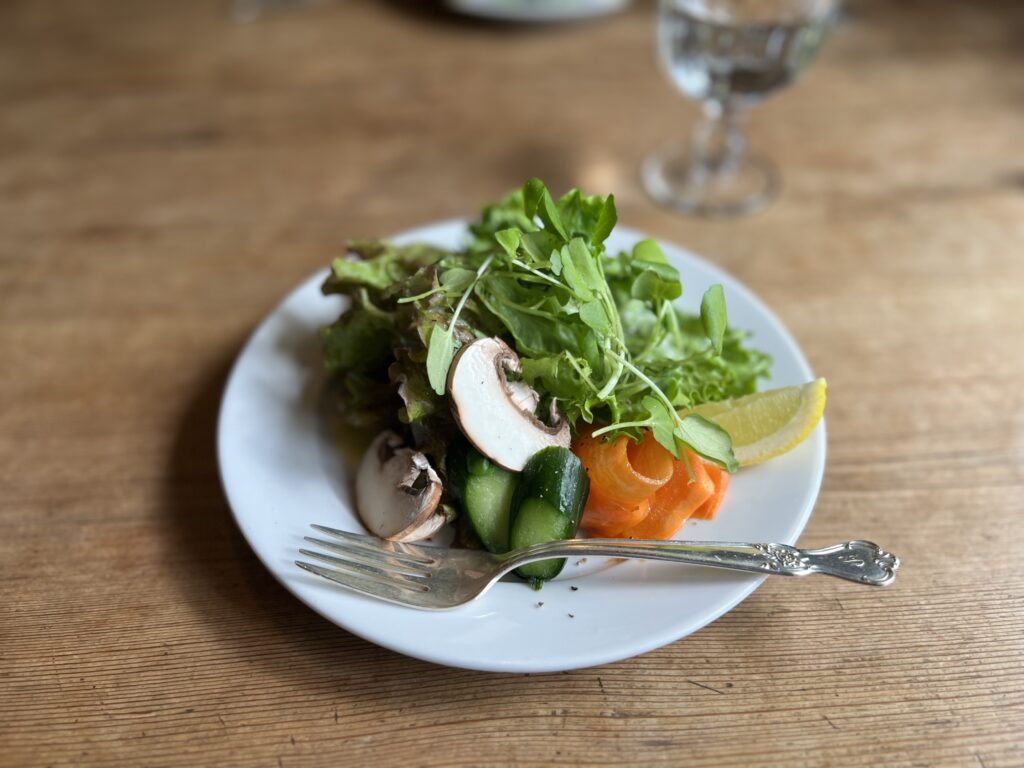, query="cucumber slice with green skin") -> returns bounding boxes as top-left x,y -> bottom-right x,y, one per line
450,442 -> 518,554
510,499 -> 574,582
509,446 -> 590,585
